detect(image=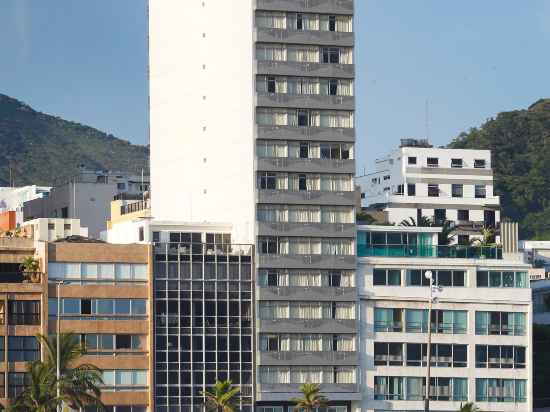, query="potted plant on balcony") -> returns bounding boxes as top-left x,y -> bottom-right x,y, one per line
19,256 -> 41,283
